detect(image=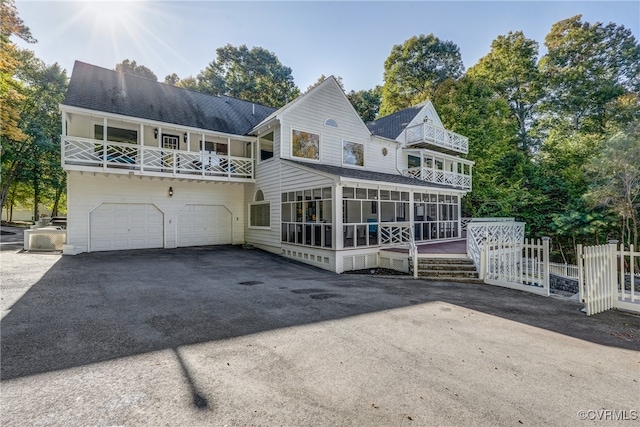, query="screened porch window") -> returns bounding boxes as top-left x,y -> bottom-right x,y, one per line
281,187 -> 332,248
